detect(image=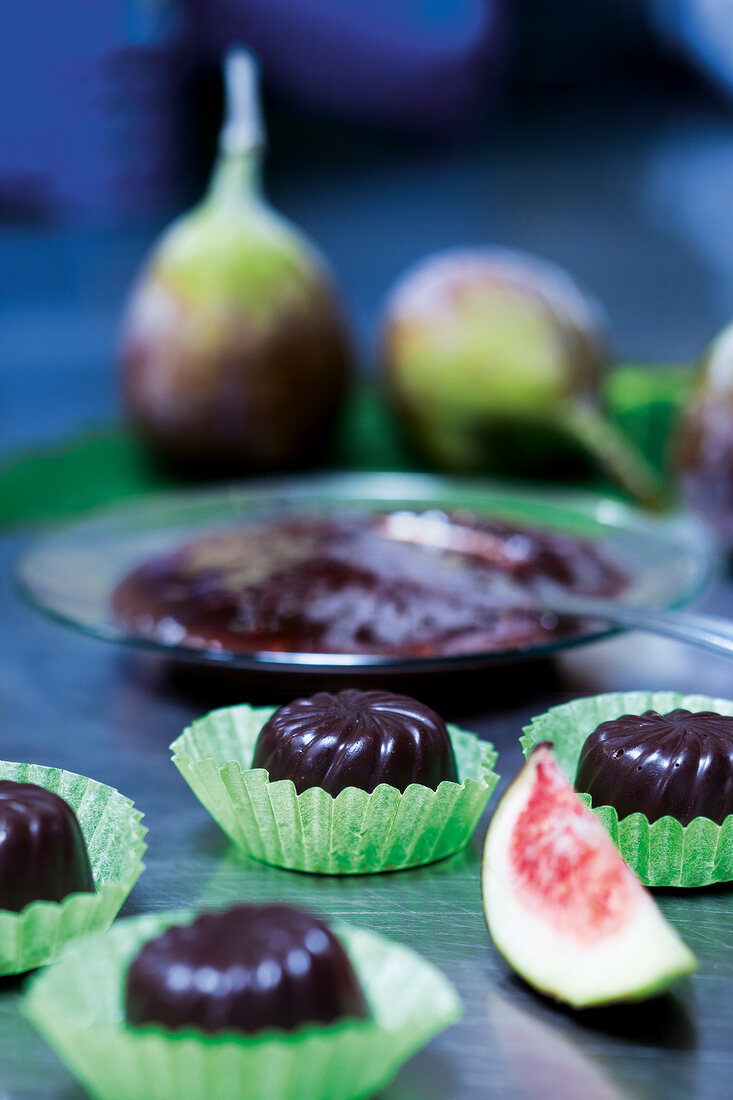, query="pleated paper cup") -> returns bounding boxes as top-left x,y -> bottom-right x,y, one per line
521,691 -> 733,887
24,909 -> 462,1100
0,760 -> 146,973
170,704 -> 498,874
